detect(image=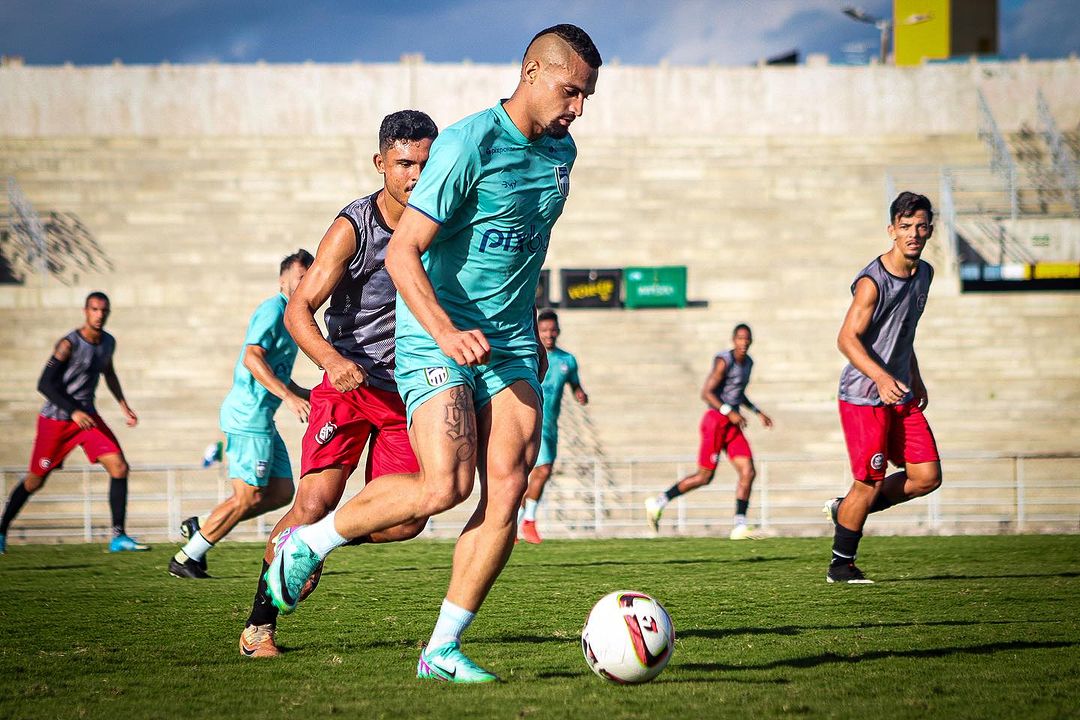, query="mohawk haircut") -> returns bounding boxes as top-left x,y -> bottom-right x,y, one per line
527,24 -> 602,69
280,249 -> 314,275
